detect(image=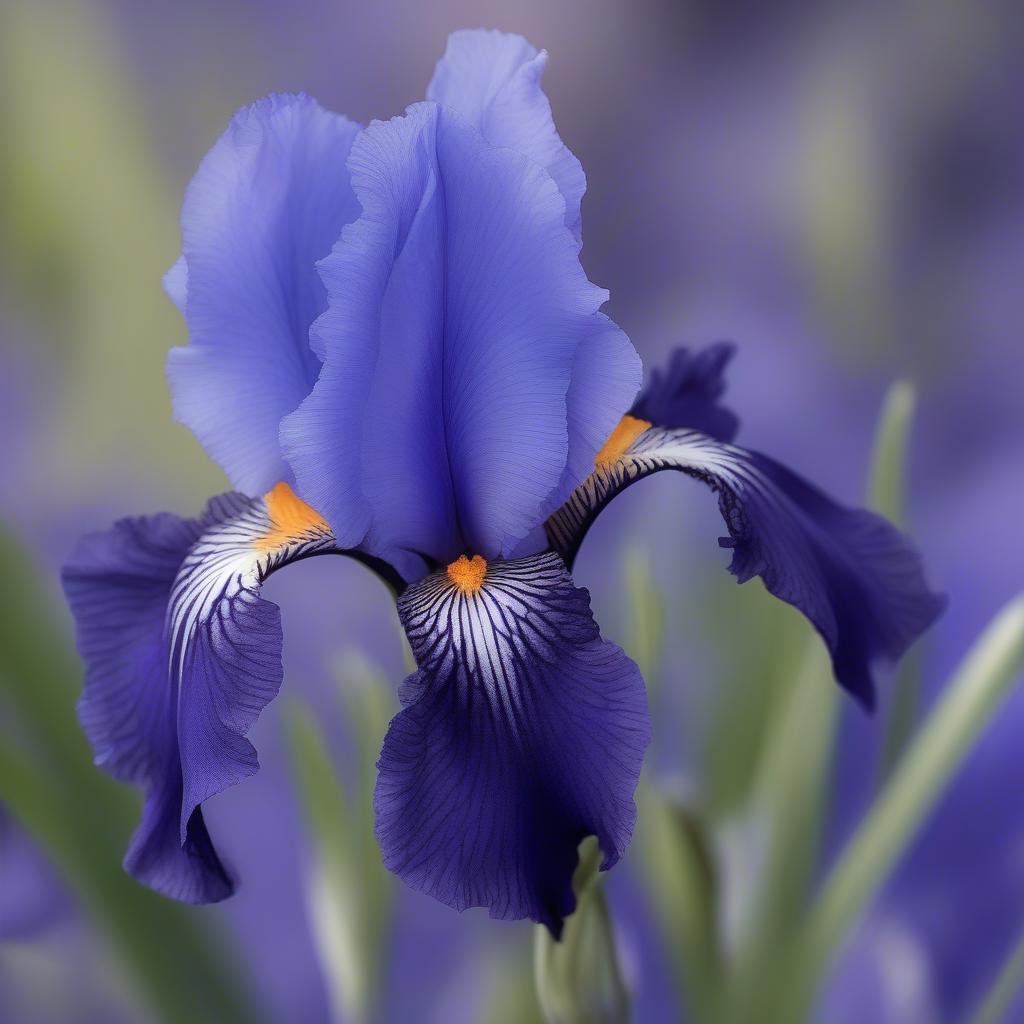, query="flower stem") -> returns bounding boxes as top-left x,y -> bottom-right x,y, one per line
800,595 -> 1024,999
533,837 -> 630,1024
967,920 -> 1024,1024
